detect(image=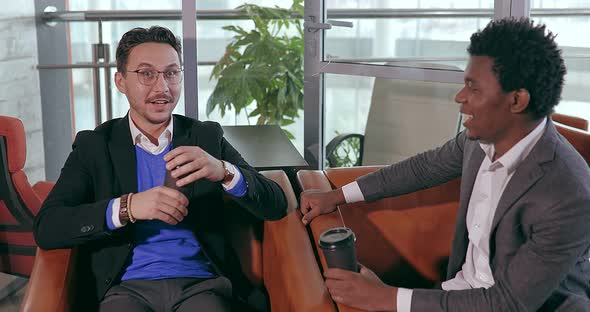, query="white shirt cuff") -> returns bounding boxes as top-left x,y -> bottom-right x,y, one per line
342,181 -> 365,203
222,163 -> 242,190
111,197 -> 126,228
397,287 -> 413,312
